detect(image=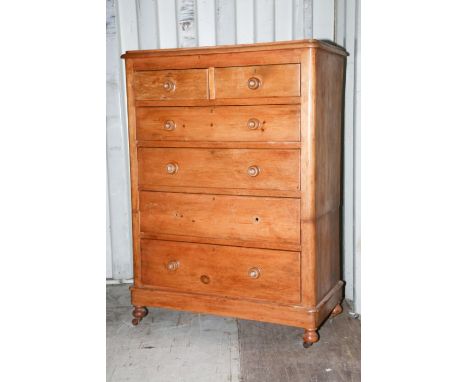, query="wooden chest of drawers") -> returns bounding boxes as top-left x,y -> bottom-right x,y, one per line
122,39 -> 347,347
